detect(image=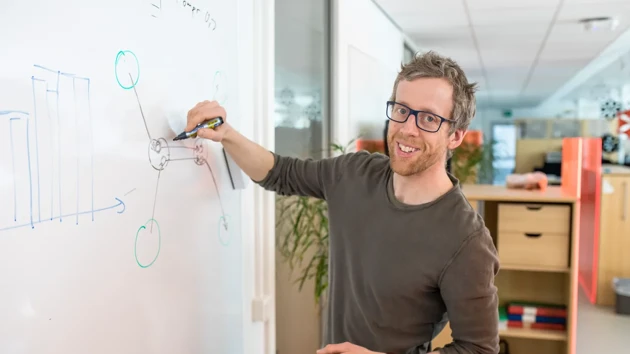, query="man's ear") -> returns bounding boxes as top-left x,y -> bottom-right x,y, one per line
448,129 -> 467,150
